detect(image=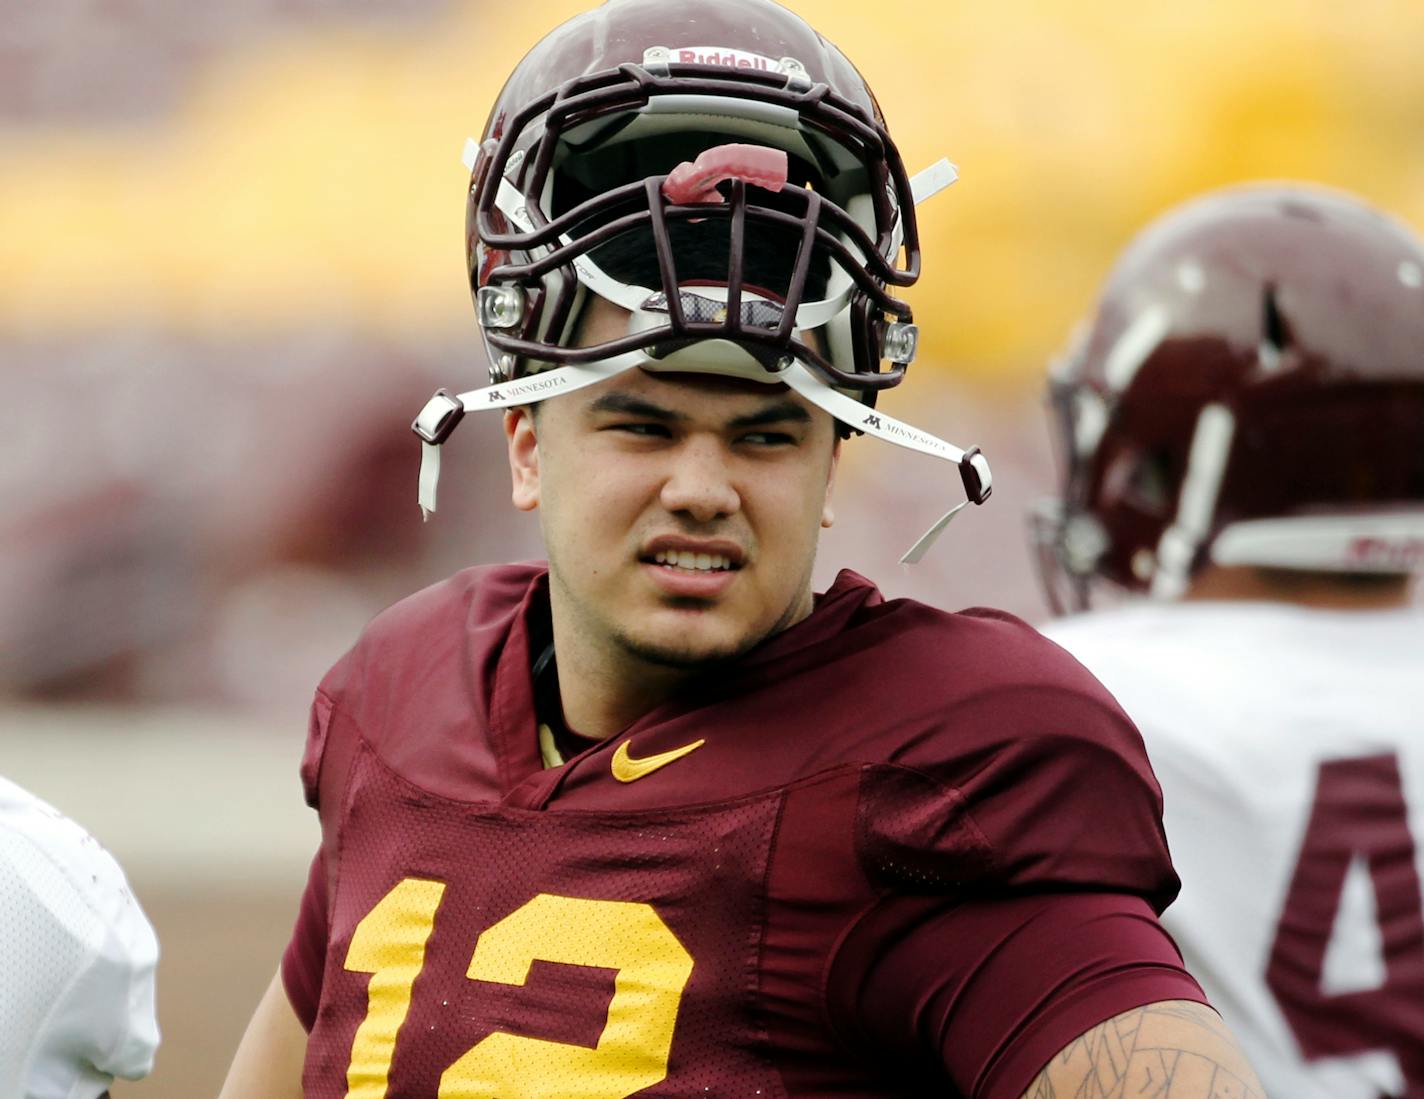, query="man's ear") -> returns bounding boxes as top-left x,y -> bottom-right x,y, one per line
505,407 -> 540,512
821,436 -> 841,529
